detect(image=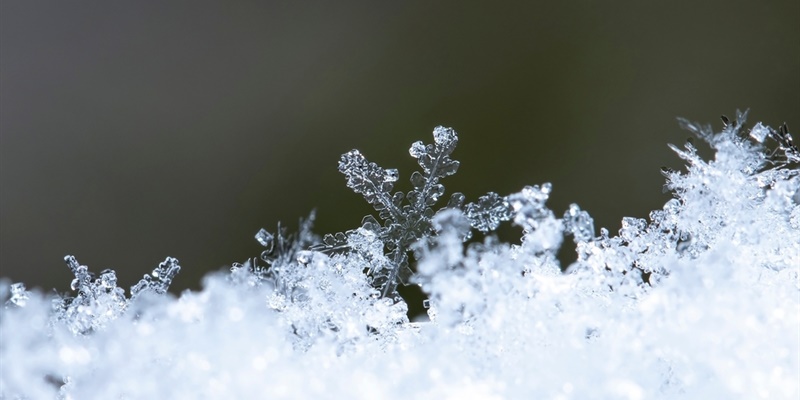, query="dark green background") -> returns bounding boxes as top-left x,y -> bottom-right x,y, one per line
1,1 -> 797,313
